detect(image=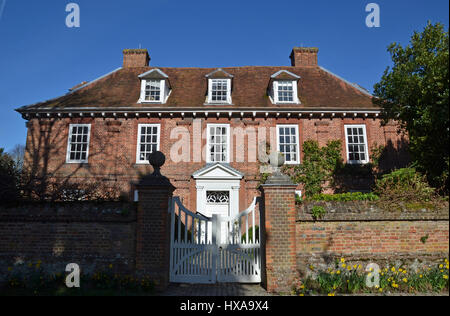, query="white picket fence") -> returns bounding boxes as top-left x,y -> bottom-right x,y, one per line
169,197 -> 261,284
